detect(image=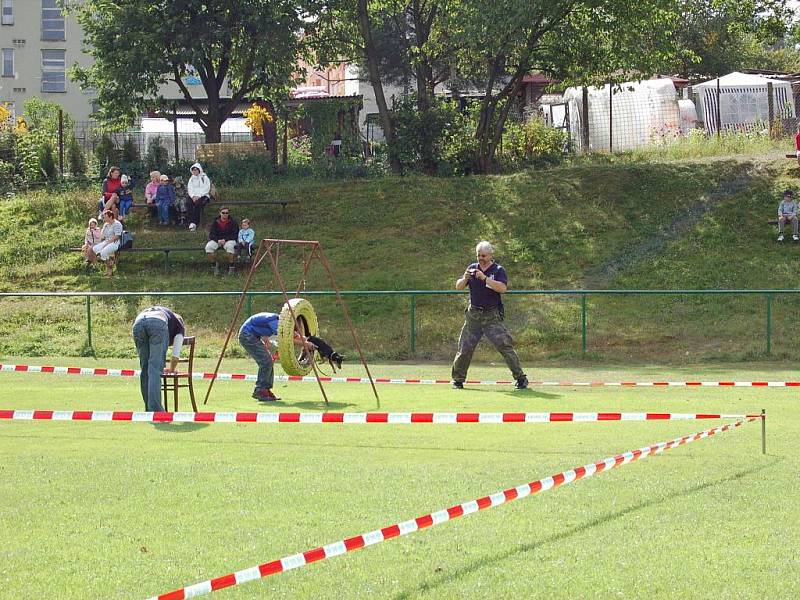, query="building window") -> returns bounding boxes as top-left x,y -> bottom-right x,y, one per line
1,0 -> 12,26
1,48 -> 13,78
41,49 -> 66,92
41,0 -> 65,41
